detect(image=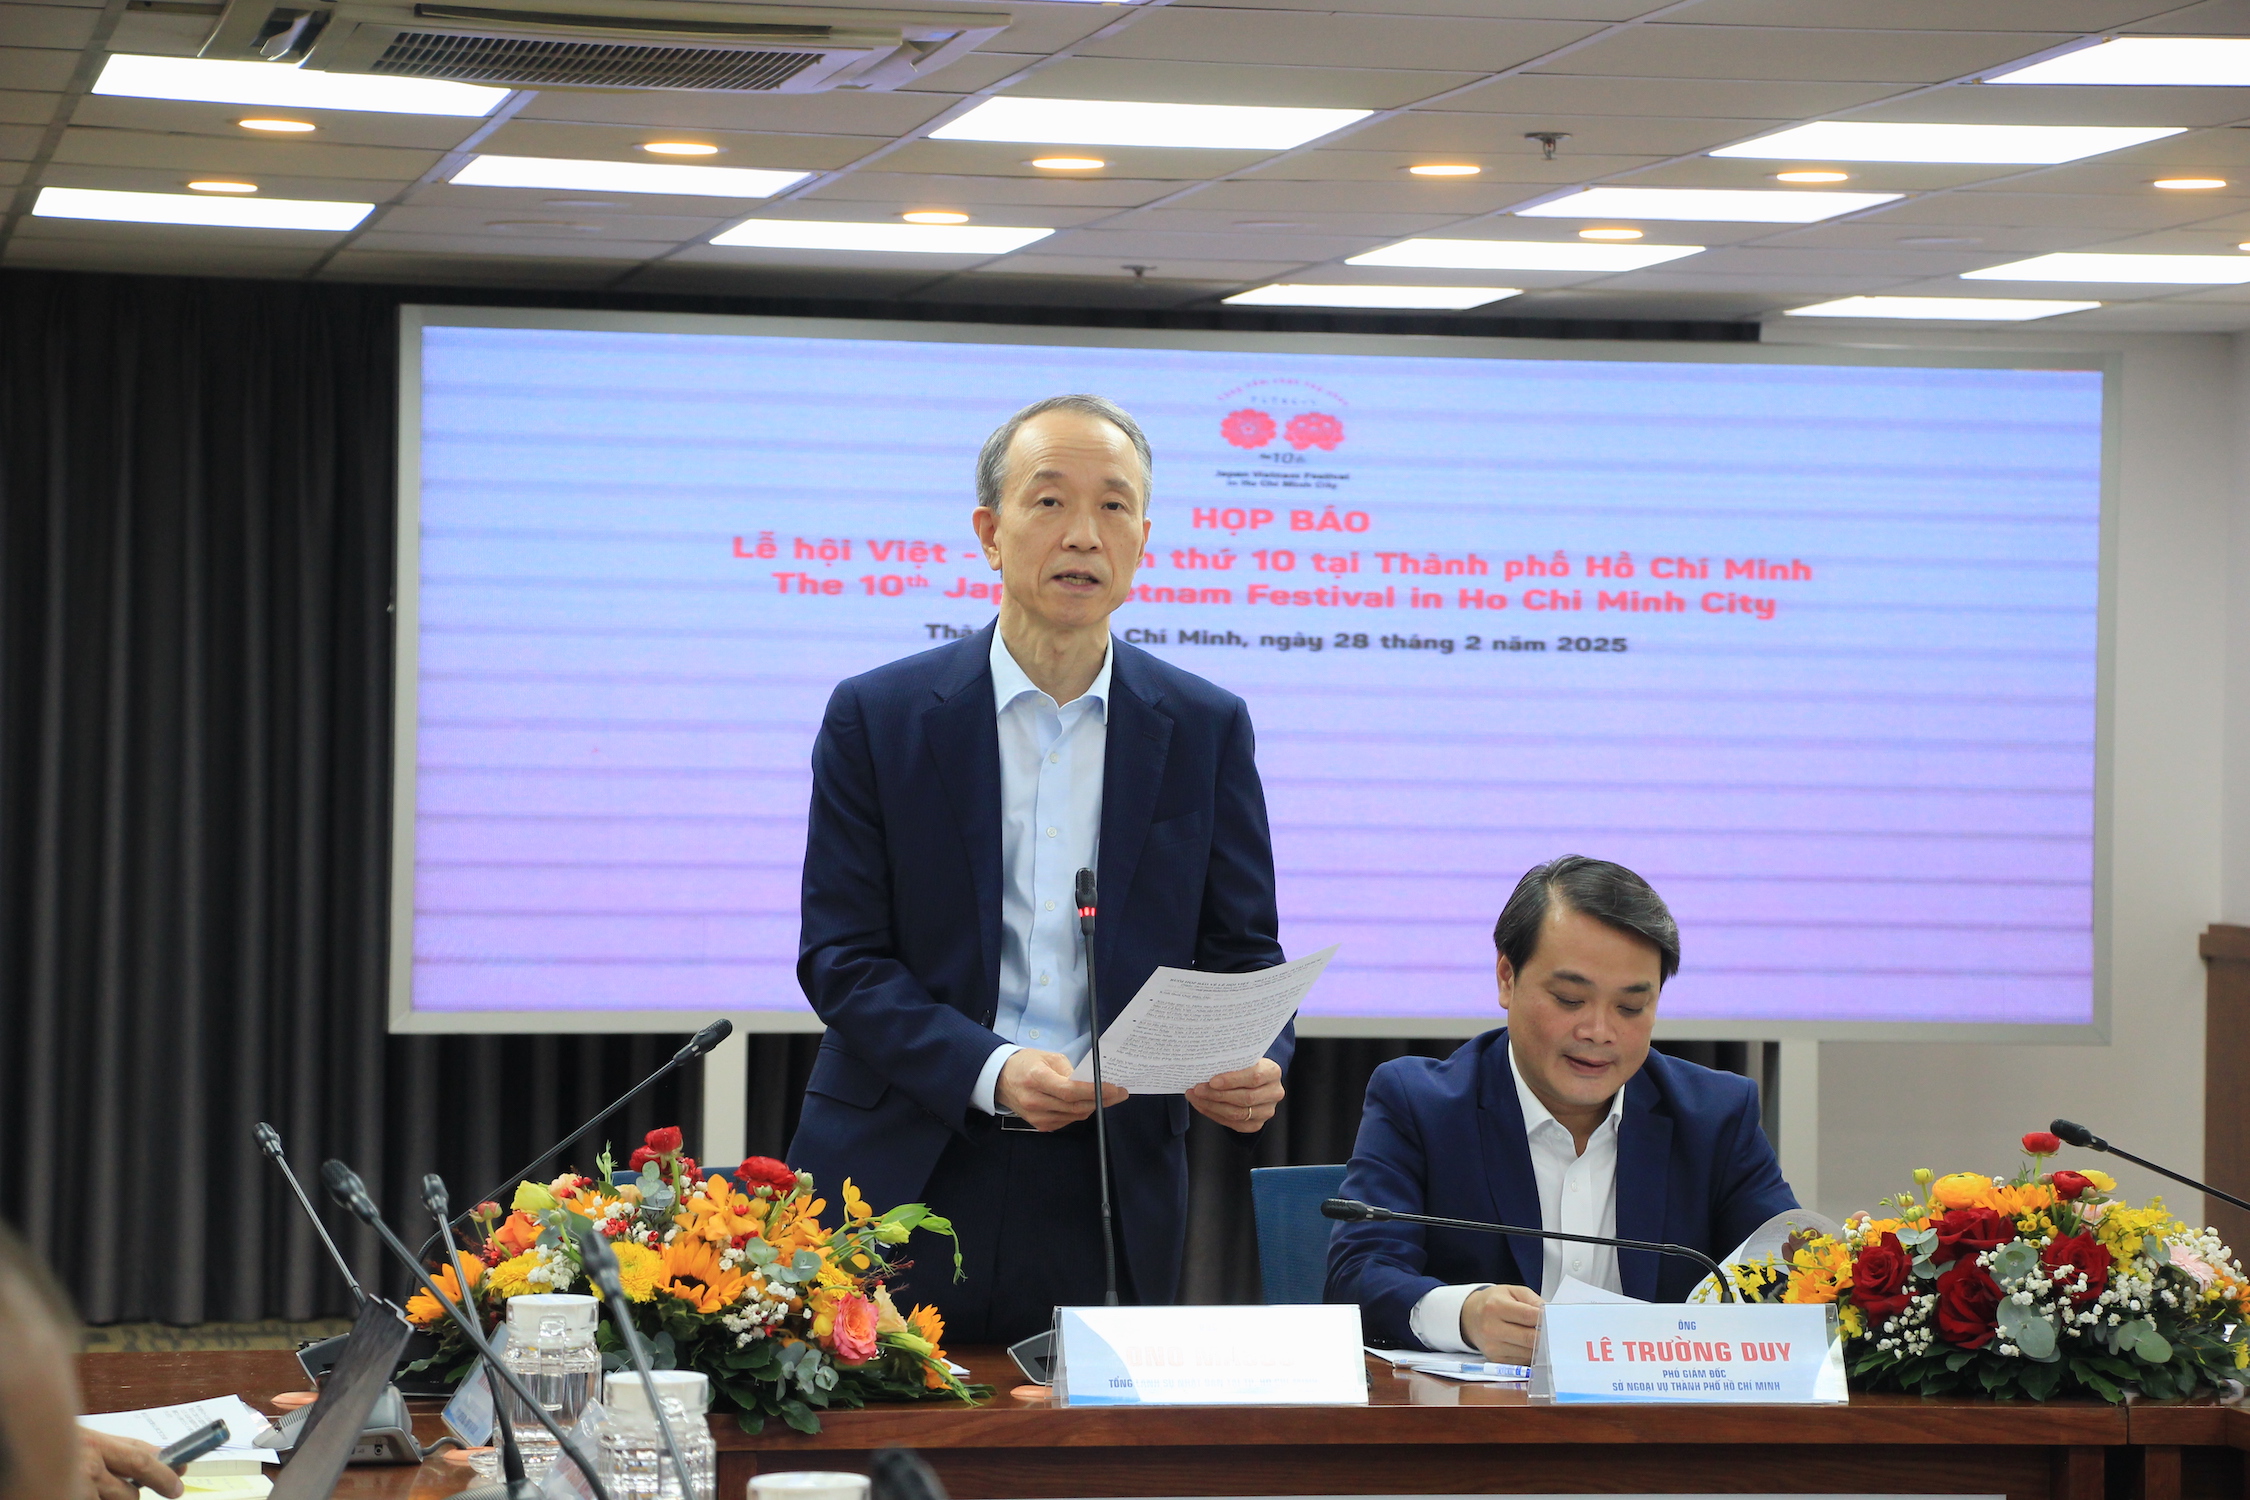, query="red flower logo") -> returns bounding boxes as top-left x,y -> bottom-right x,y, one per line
1285,411 -> 1345,452
1221,408 -> 1276,448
